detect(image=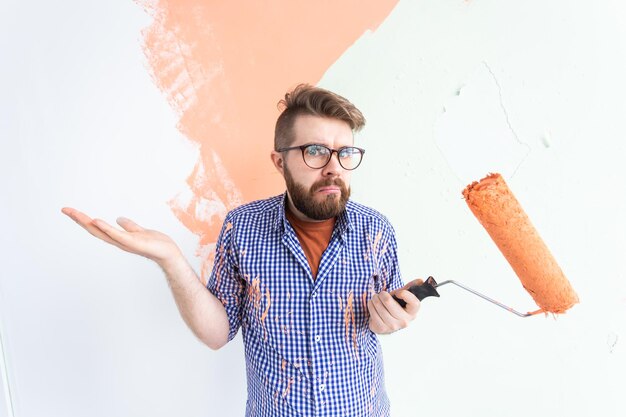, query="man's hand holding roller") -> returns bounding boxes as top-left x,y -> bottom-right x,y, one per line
367,278 -> 422,334
61,207 -> 230,350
